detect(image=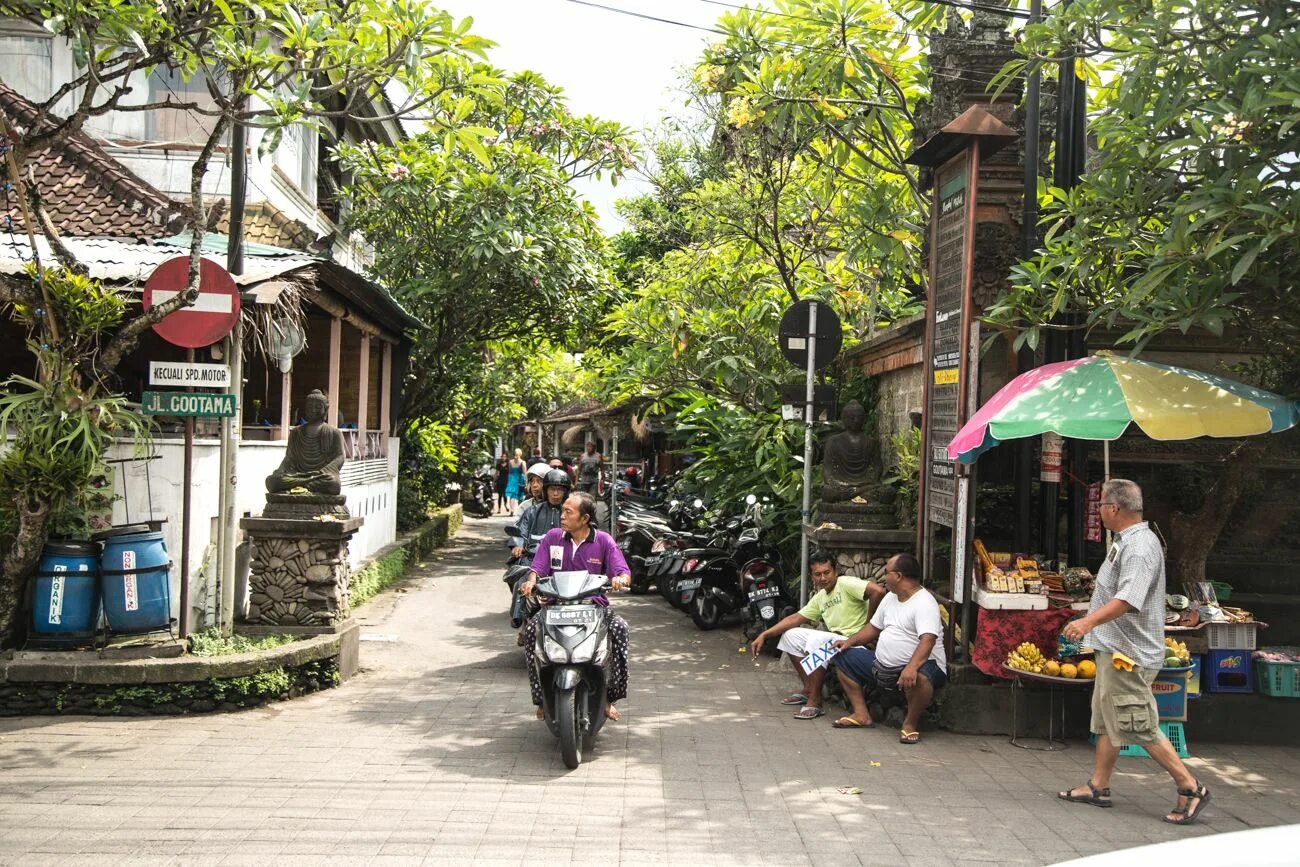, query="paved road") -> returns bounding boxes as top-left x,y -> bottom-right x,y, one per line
1,515 -> 1297,866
